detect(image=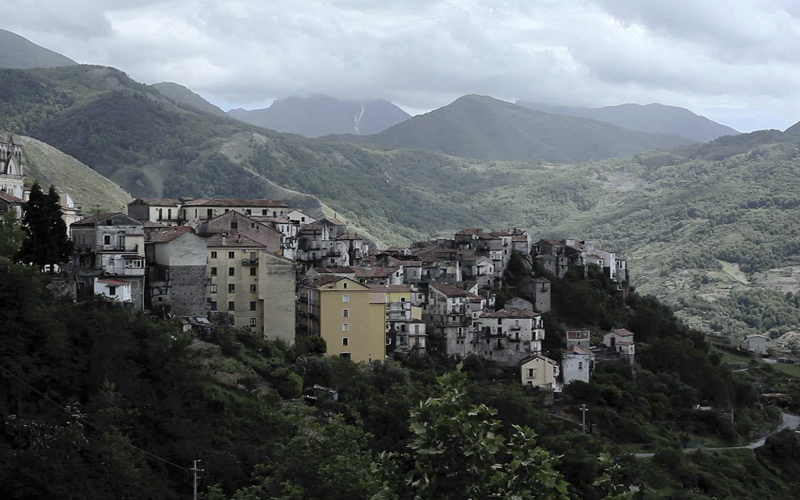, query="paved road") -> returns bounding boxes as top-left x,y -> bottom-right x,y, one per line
633,411 -> 800,458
